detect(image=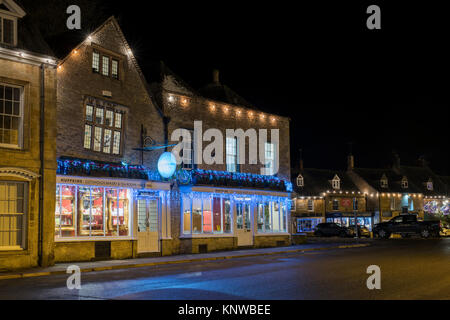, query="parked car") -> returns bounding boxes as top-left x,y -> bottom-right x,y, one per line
440,223 -> 450,237
373,214 -> 440,239
348,225 -> 371,238
314,223 -> 350,237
